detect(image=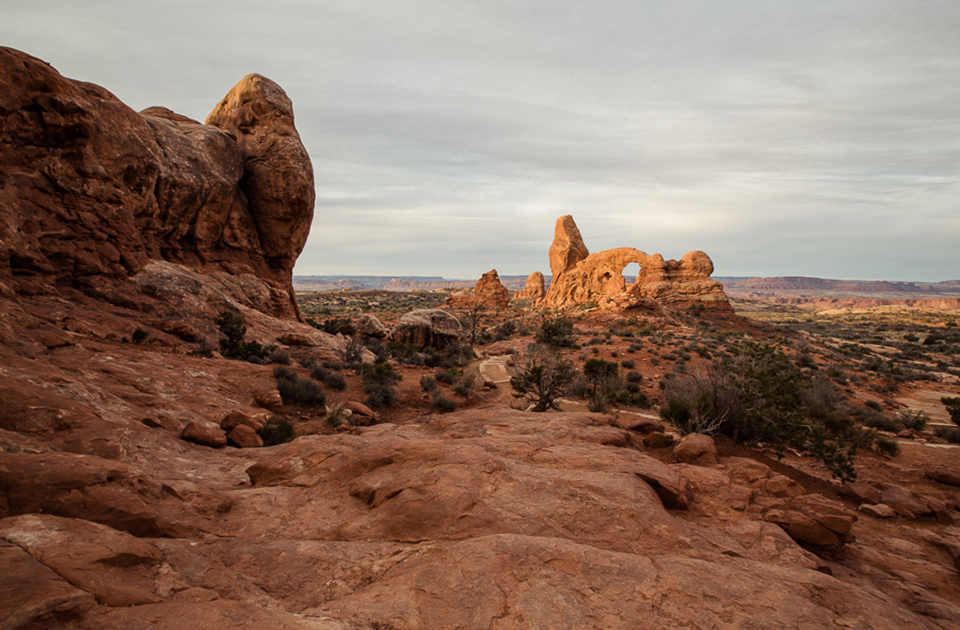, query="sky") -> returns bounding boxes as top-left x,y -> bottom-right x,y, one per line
3,1 -> 959,281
